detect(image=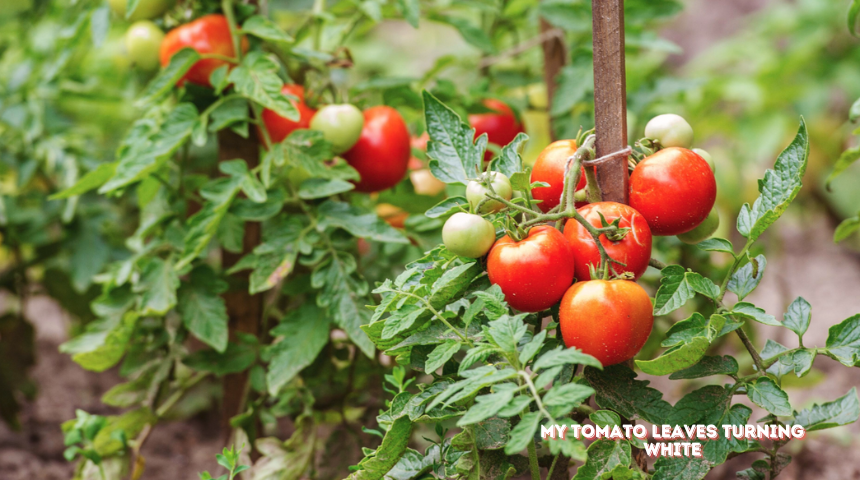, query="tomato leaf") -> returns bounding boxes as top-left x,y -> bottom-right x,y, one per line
346,415 -> 413,480
176,176 -> 243,270
228,52 -> 299,121
396,0 -> 420,28
746,377 -> 792,416
298,178 -> 355,199
636,336 -> 710,376
264,304 -> 332,395
824,314 -> 860,367
834,214 -> 860,243
736,119 -> 808,242
494,132 -> 528,178
503,411 -> 541,455
241,15 -> 294,43
727,254 -> 767,301
424,340 -> 460,373
318,200 -> 409,244
423,90 -> 486,185
458,386 -> 517,426
668,355 -> 739,380
138,48 -> 201,107
653,265 -> 694,315
584,365 -> 672,425
696,237 -> 734,255
783,296 -> 811,340
571,439 -> 631,480
425,196 -> 469,218
790,387 -> 859,431
135,257 -> 180,316
730,302 -> 780,327
178,266 -> 229,352
652,456 -> 713,480
761,340 -> 814,378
